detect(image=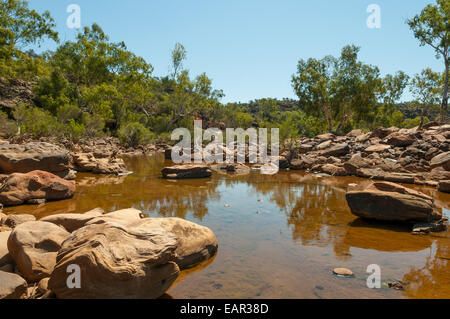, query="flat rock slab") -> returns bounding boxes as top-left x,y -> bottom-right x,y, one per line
0,142 -> 69,175
346,181 -> 441,222
162,165 -> 212,179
